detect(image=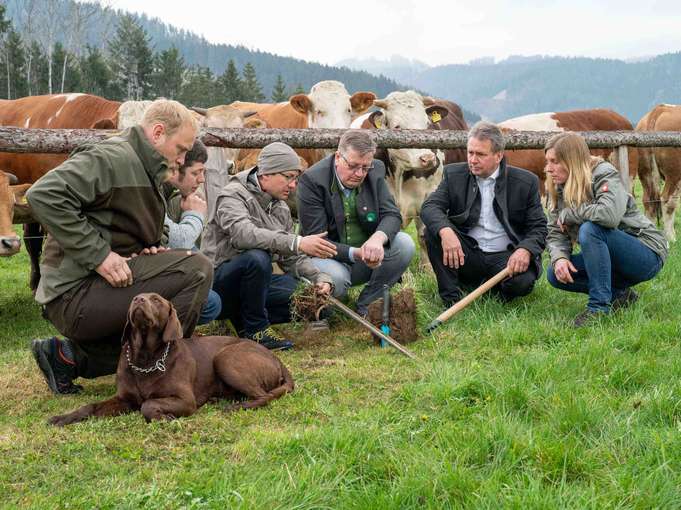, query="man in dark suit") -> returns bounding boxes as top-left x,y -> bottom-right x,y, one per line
420,121 -> 547,306
297,130 -> 415,315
